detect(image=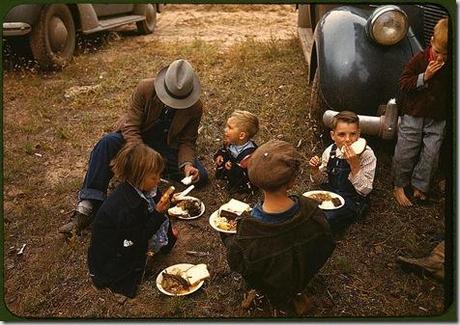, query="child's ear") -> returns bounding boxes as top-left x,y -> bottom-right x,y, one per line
287,176 -> 296,189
